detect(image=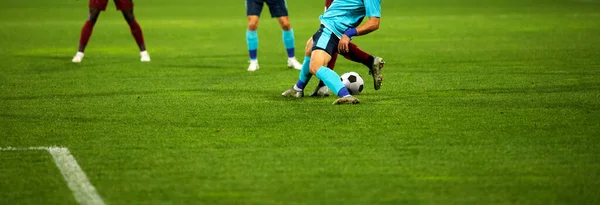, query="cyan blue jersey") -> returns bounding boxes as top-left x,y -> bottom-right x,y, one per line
319,0 -> 382,38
